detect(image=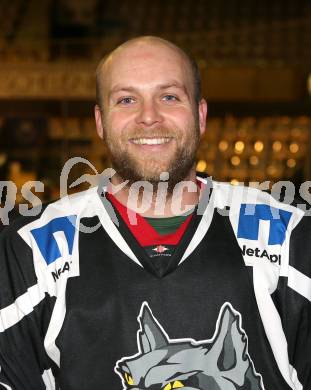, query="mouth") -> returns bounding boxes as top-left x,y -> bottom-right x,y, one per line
130,137 -> 173,145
